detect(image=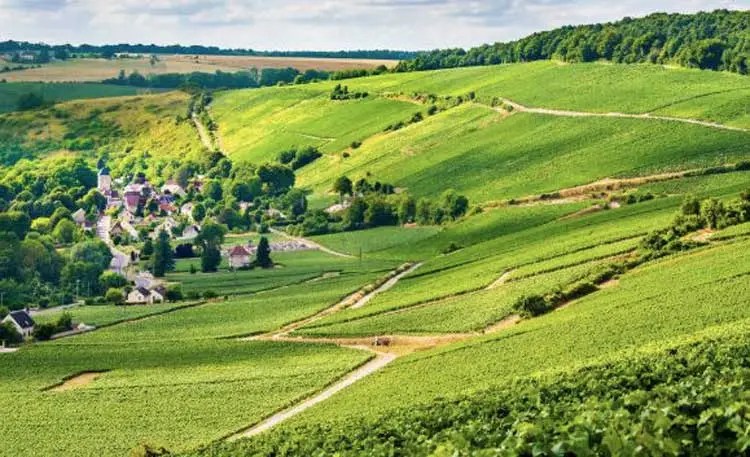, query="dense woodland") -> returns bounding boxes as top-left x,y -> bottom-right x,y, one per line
397,10 -> 750,74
